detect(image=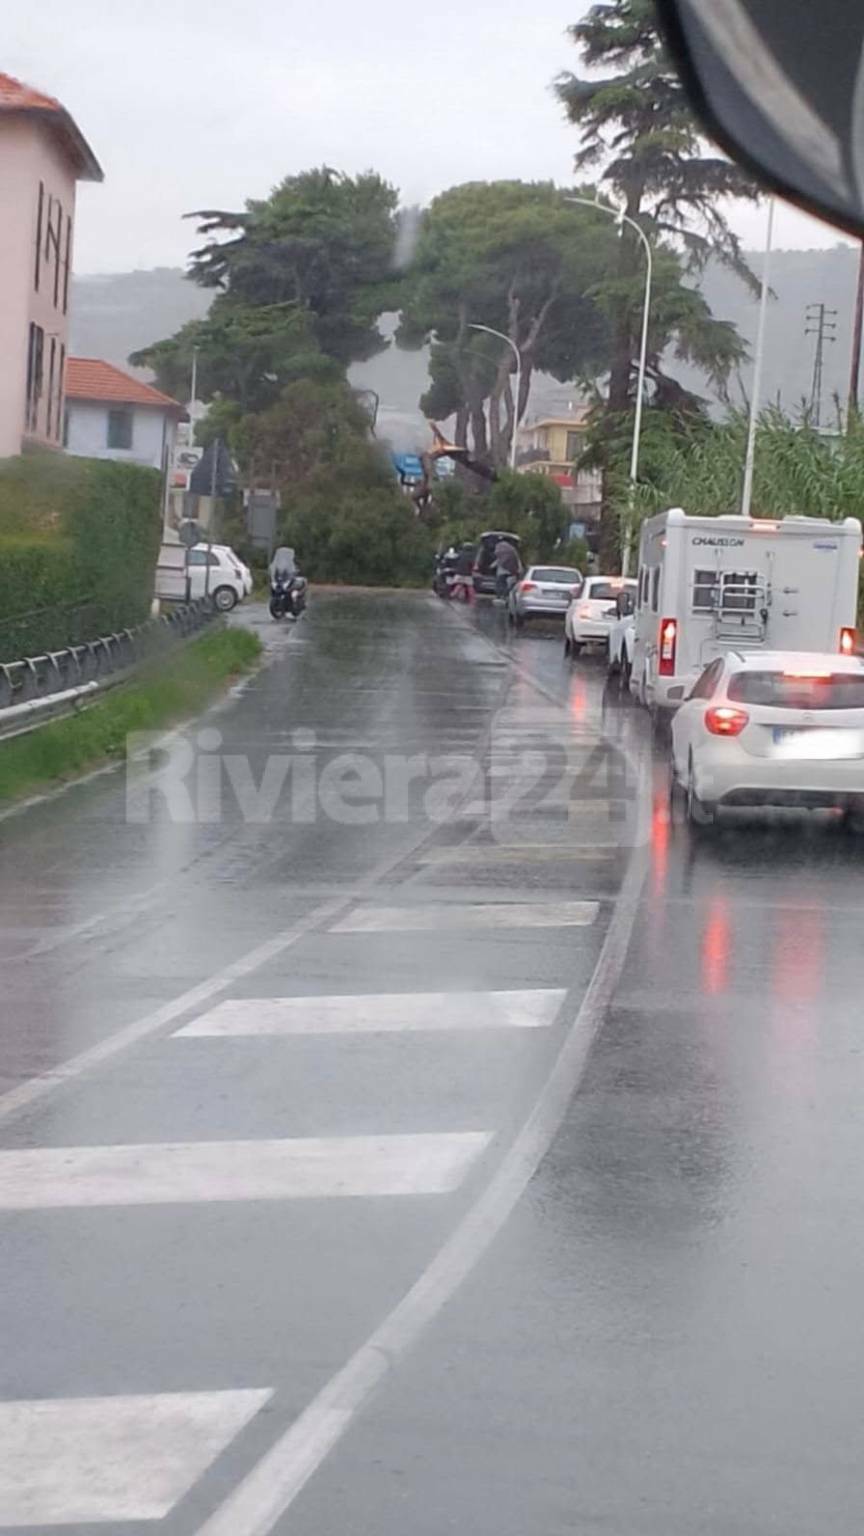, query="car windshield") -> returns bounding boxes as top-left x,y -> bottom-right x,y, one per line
5,5 -> 859,1534
587,581 -> 630,601
532,568 -> 580,584
728,671 -> 864,710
